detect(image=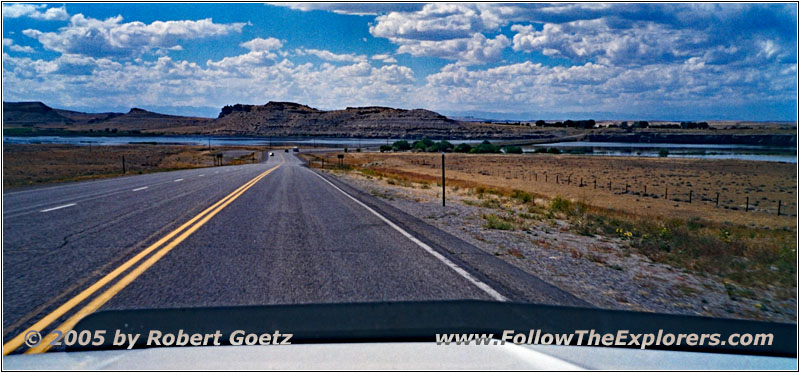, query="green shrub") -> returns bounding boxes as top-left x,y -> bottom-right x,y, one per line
379,145 -> 392,152
469,140 -> 501,154
392,140 -> 411,151
546,147 -> 562,154
659,149 -> 669,157
511,189 -> 533,203
454,143 -> 472,153
484,214 -> 514,230
503,146 -> 523,154
549,195 -> 572,213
